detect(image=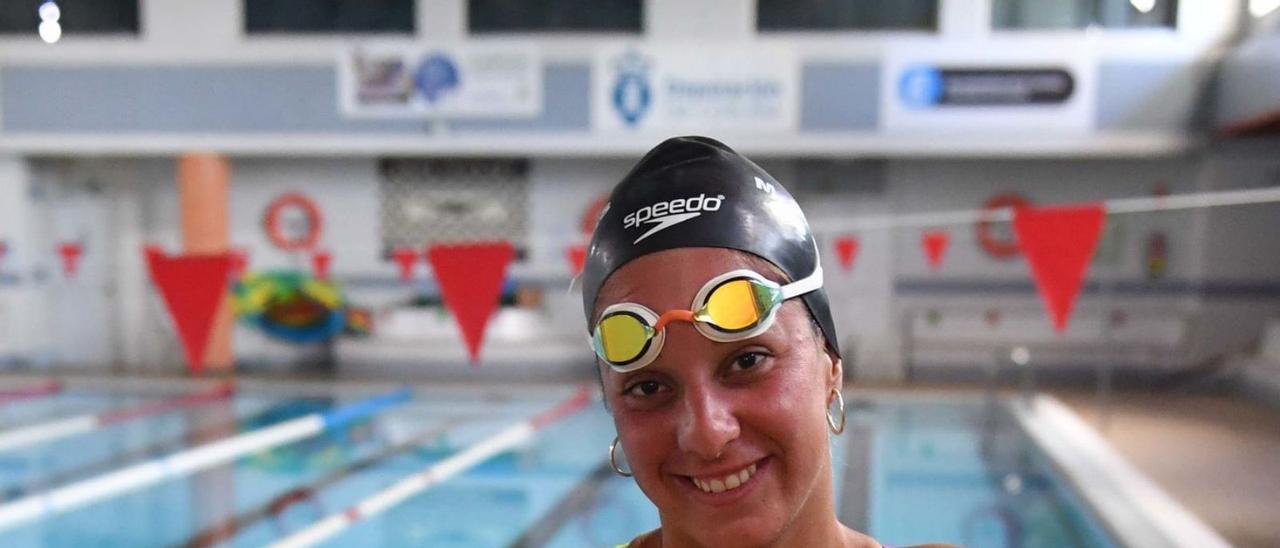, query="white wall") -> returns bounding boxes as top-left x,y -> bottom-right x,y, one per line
228,158 -> 383,276
4,149 -> 1279,380
1183,142 -> 1280,366
0,157 -> 159,370
0,156 -> 49,365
